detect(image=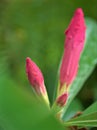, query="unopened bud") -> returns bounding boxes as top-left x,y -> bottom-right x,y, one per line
56,93 -> 68,107
26,57 -> 49,105
60,8 -> 86,89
